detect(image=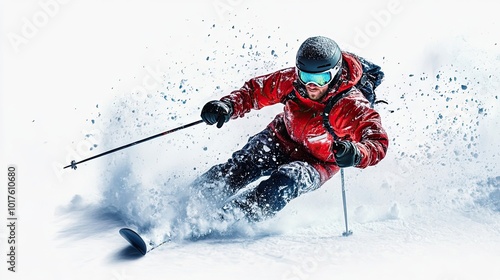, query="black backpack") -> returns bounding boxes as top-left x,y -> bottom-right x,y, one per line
354,55 -> 385,107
